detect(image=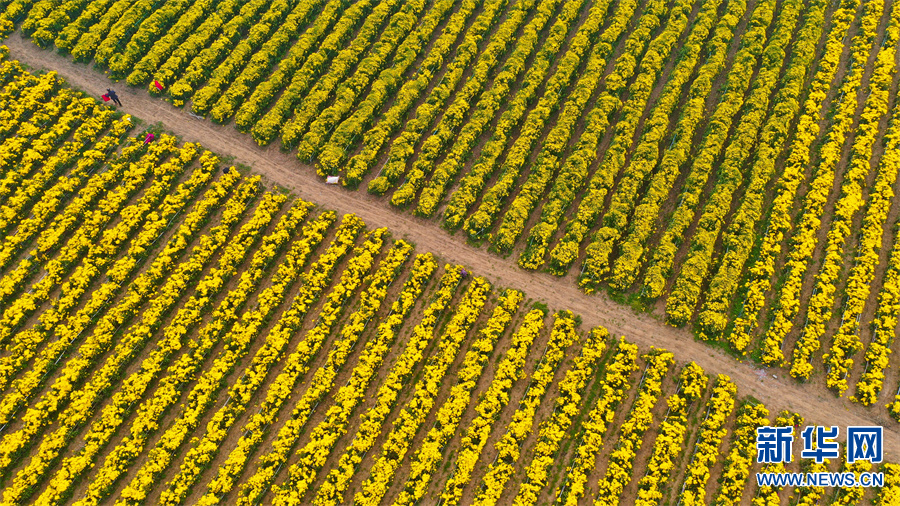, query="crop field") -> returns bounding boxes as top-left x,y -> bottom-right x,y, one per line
2,0 -> 900,395
1,55 -> 898,505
